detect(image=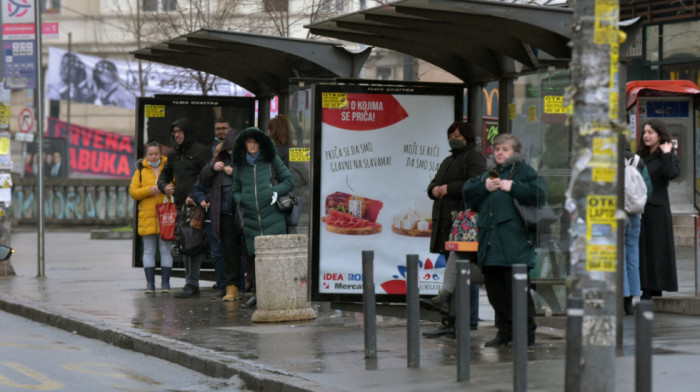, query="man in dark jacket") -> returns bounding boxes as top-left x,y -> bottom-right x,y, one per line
157,117 -> 212,298
206,118 -> 235,298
